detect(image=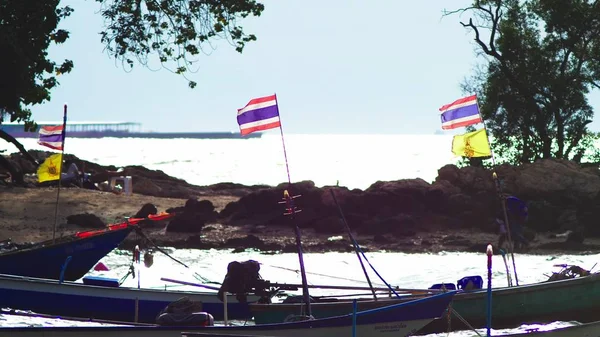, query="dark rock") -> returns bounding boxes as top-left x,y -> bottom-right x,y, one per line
311,216 -> 345,234
373,234 -> 392,244
3,151 -> 264,199
134,203 -> 163,228
133,177 -> 163,197
9,149 -> 600,251
220,180 -> 325,228
223,234 -> 282,252
466,243 -> 488,253
186,235 -> 202,246
224,234 -> 264,248
441,235 -> 472,246
359,214 -> 418,237
66,213 -> 105,228
522,227 -> 536,242
307,239 -> 355,253
566,229 -> 585,244
206,182 -> 270,197
166,198 -> 218,233
134,203 -> 158,218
